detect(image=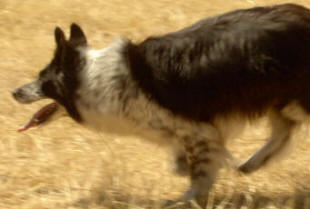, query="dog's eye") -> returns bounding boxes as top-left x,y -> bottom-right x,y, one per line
39,64 -> 57,79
